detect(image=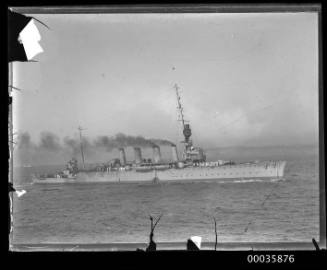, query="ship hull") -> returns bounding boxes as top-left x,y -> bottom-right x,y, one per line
33,161 -> 286,184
